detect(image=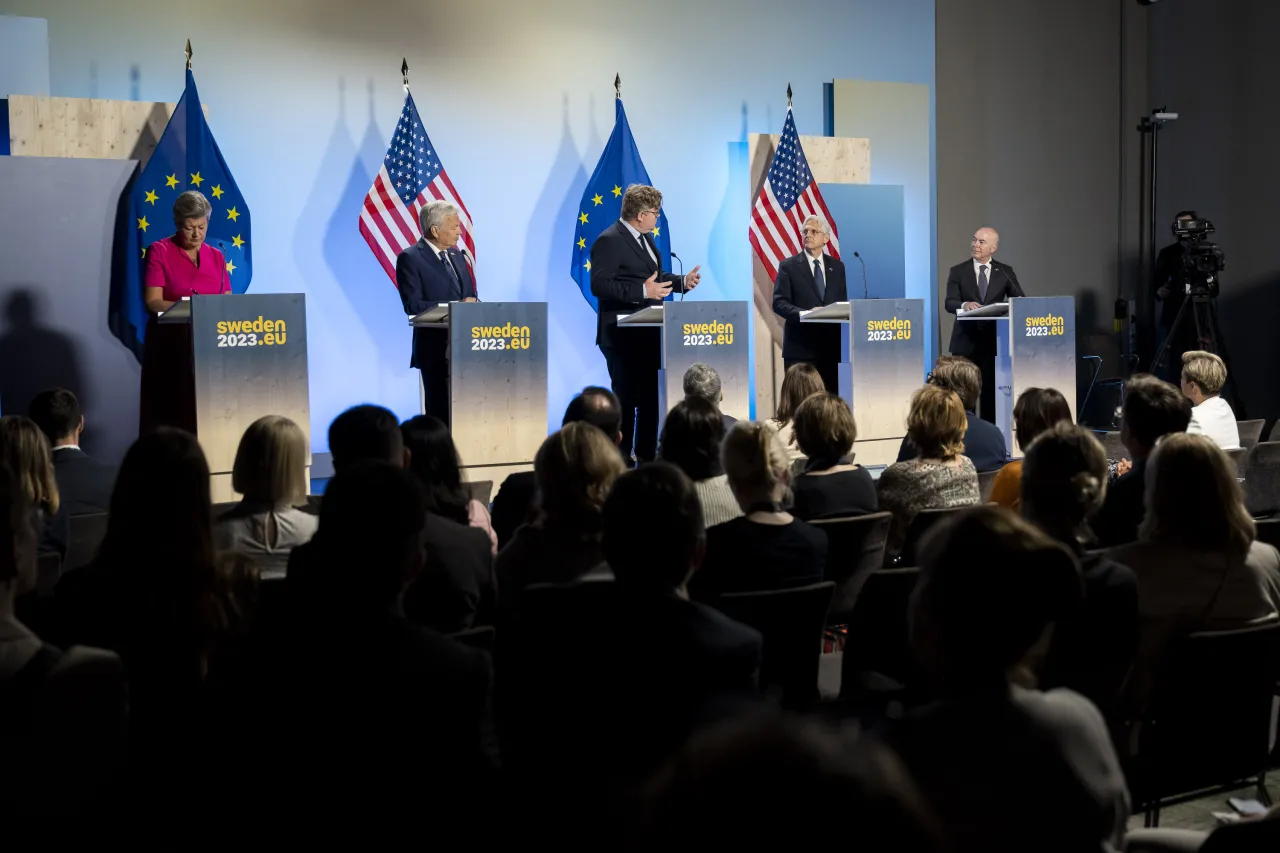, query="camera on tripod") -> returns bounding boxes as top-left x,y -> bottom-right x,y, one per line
1172,216 -> 1226,289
